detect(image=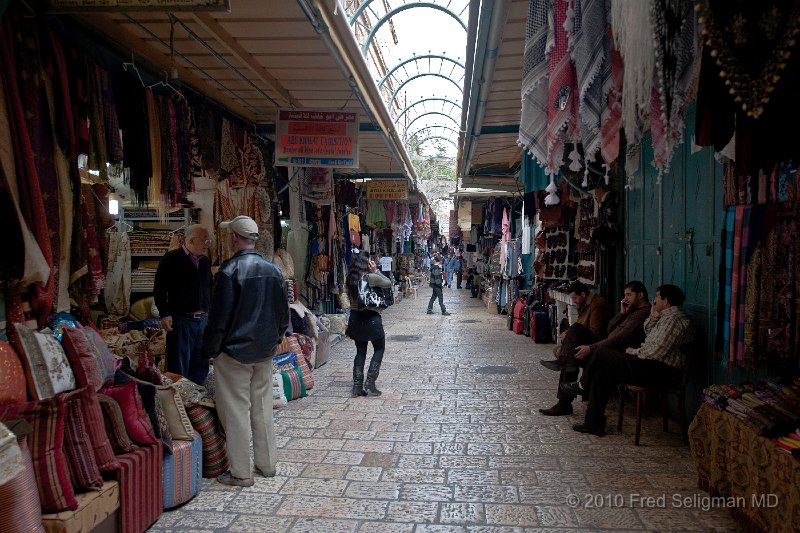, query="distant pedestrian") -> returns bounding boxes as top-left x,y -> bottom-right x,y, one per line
346,251 -> 393,397
427,254 -> 450,315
